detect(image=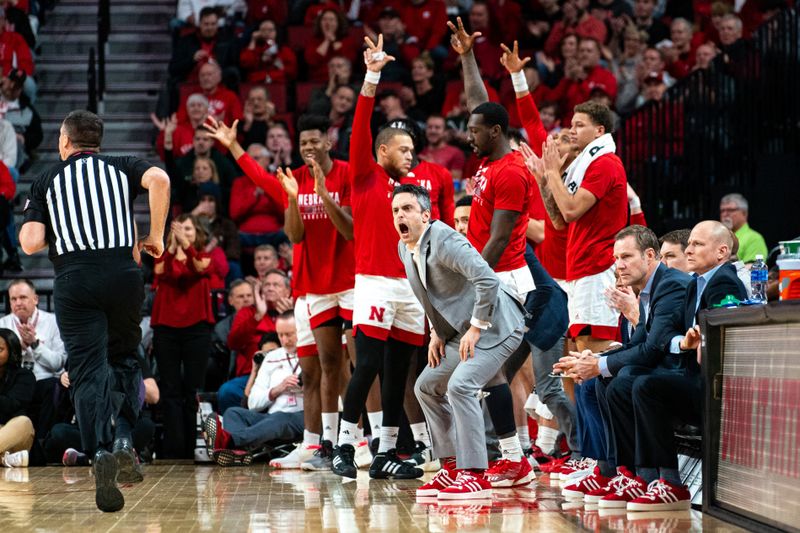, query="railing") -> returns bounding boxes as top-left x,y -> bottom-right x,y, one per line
88,47 -> 97,113
88,0 -> 110,111
617,5 -> 799,246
